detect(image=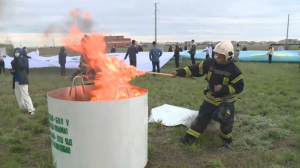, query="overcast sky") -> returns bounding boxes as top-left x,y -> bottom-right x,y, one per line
0,0 -> 300,47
